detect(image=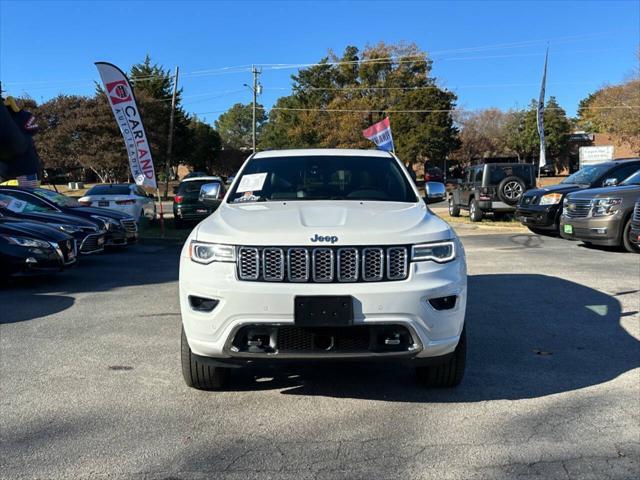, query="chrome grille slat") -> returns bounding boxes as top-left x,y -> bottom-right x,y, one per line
287,248 -> 309,282
312,248 -> 334,282
238,247 -> 260,280
337,248 -> 359,282
362,247 -> 384,281
237,246 -> 409,283
633,201 -> 640,222
262,248 -> 284,281
387,247 -> 408,280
